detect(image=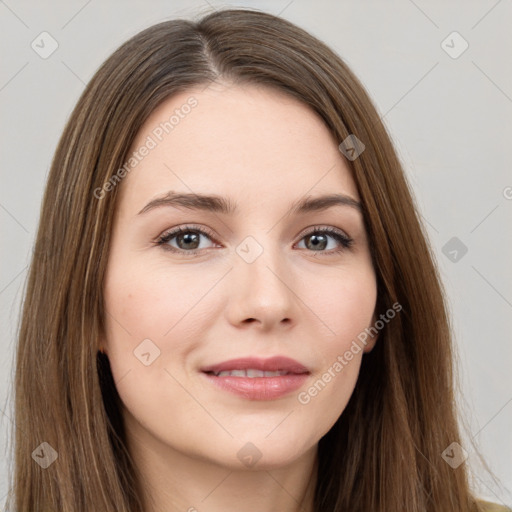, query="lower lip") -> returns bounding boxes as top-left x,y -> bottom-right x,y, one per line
202,372 -> 309,400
